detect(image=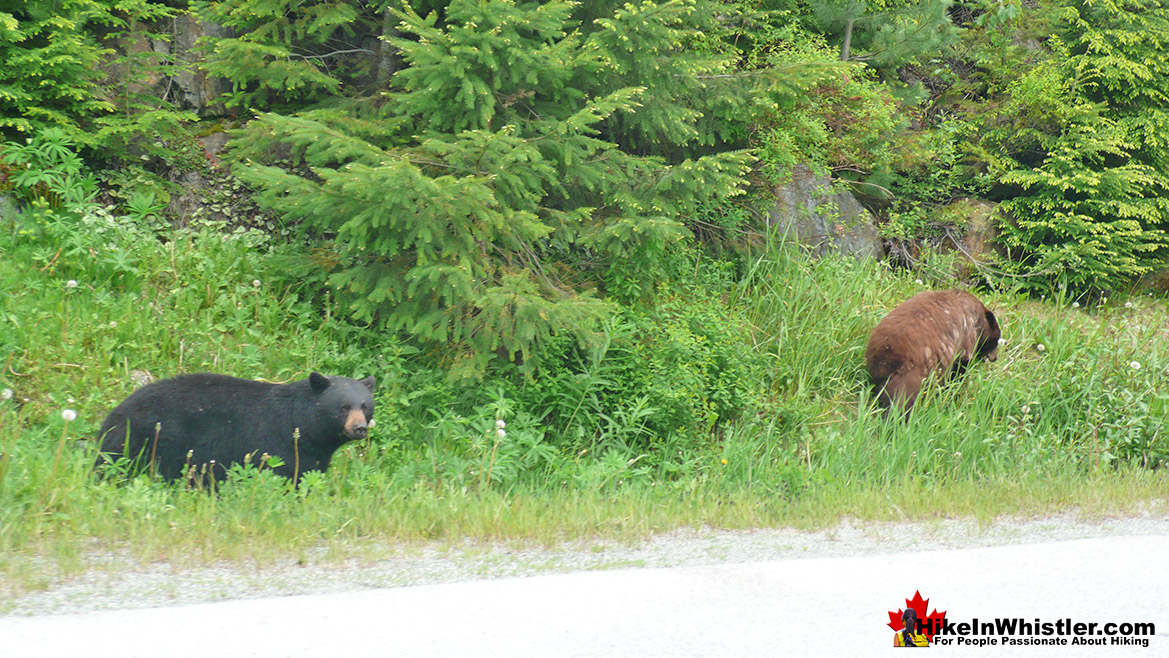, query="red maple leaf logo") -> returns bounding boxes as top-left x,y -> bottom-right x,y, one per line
888,590 -> 947,641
